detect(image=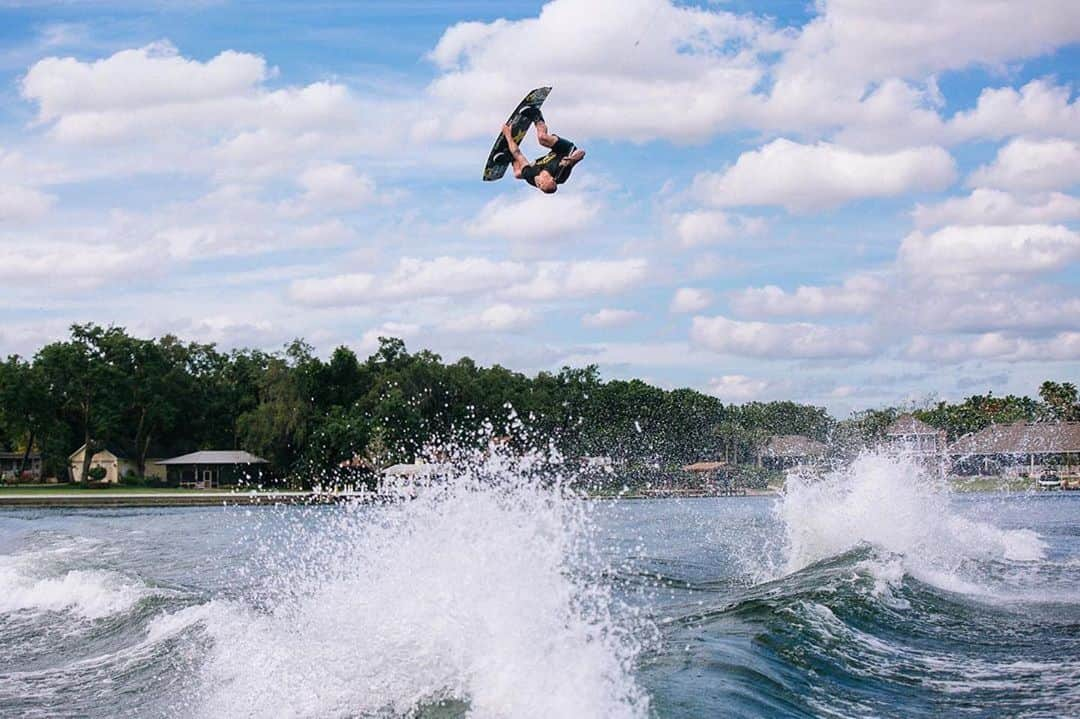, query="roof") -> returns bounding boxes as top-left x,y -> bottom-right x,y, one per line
682,461 -> 726,472
0,451 -> 41,460
381,462 -> 447,477
68,444 -> 131,461
763,434 -> 827,458
157,451 -> 268,465
950,422 -> 1080,456
886,414 -> 939,436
